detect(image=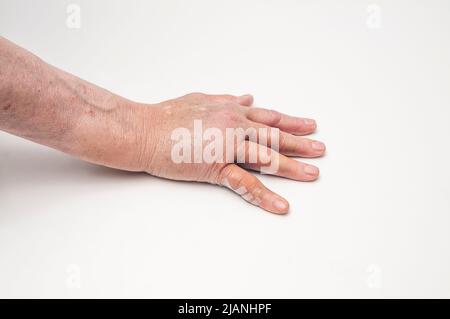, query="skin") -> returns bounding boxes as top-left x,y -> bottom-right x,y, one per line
0,37 -> 325,214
